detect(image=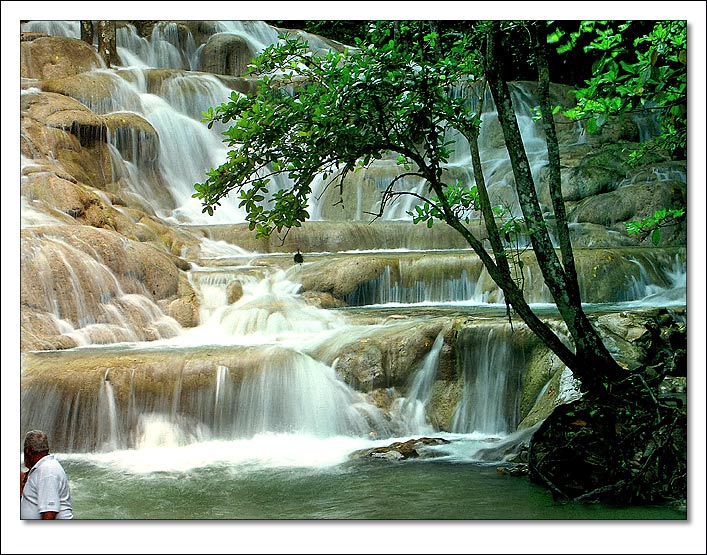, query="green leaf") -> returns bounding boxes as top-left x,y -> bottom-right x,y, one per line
651,228 -> 661,246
